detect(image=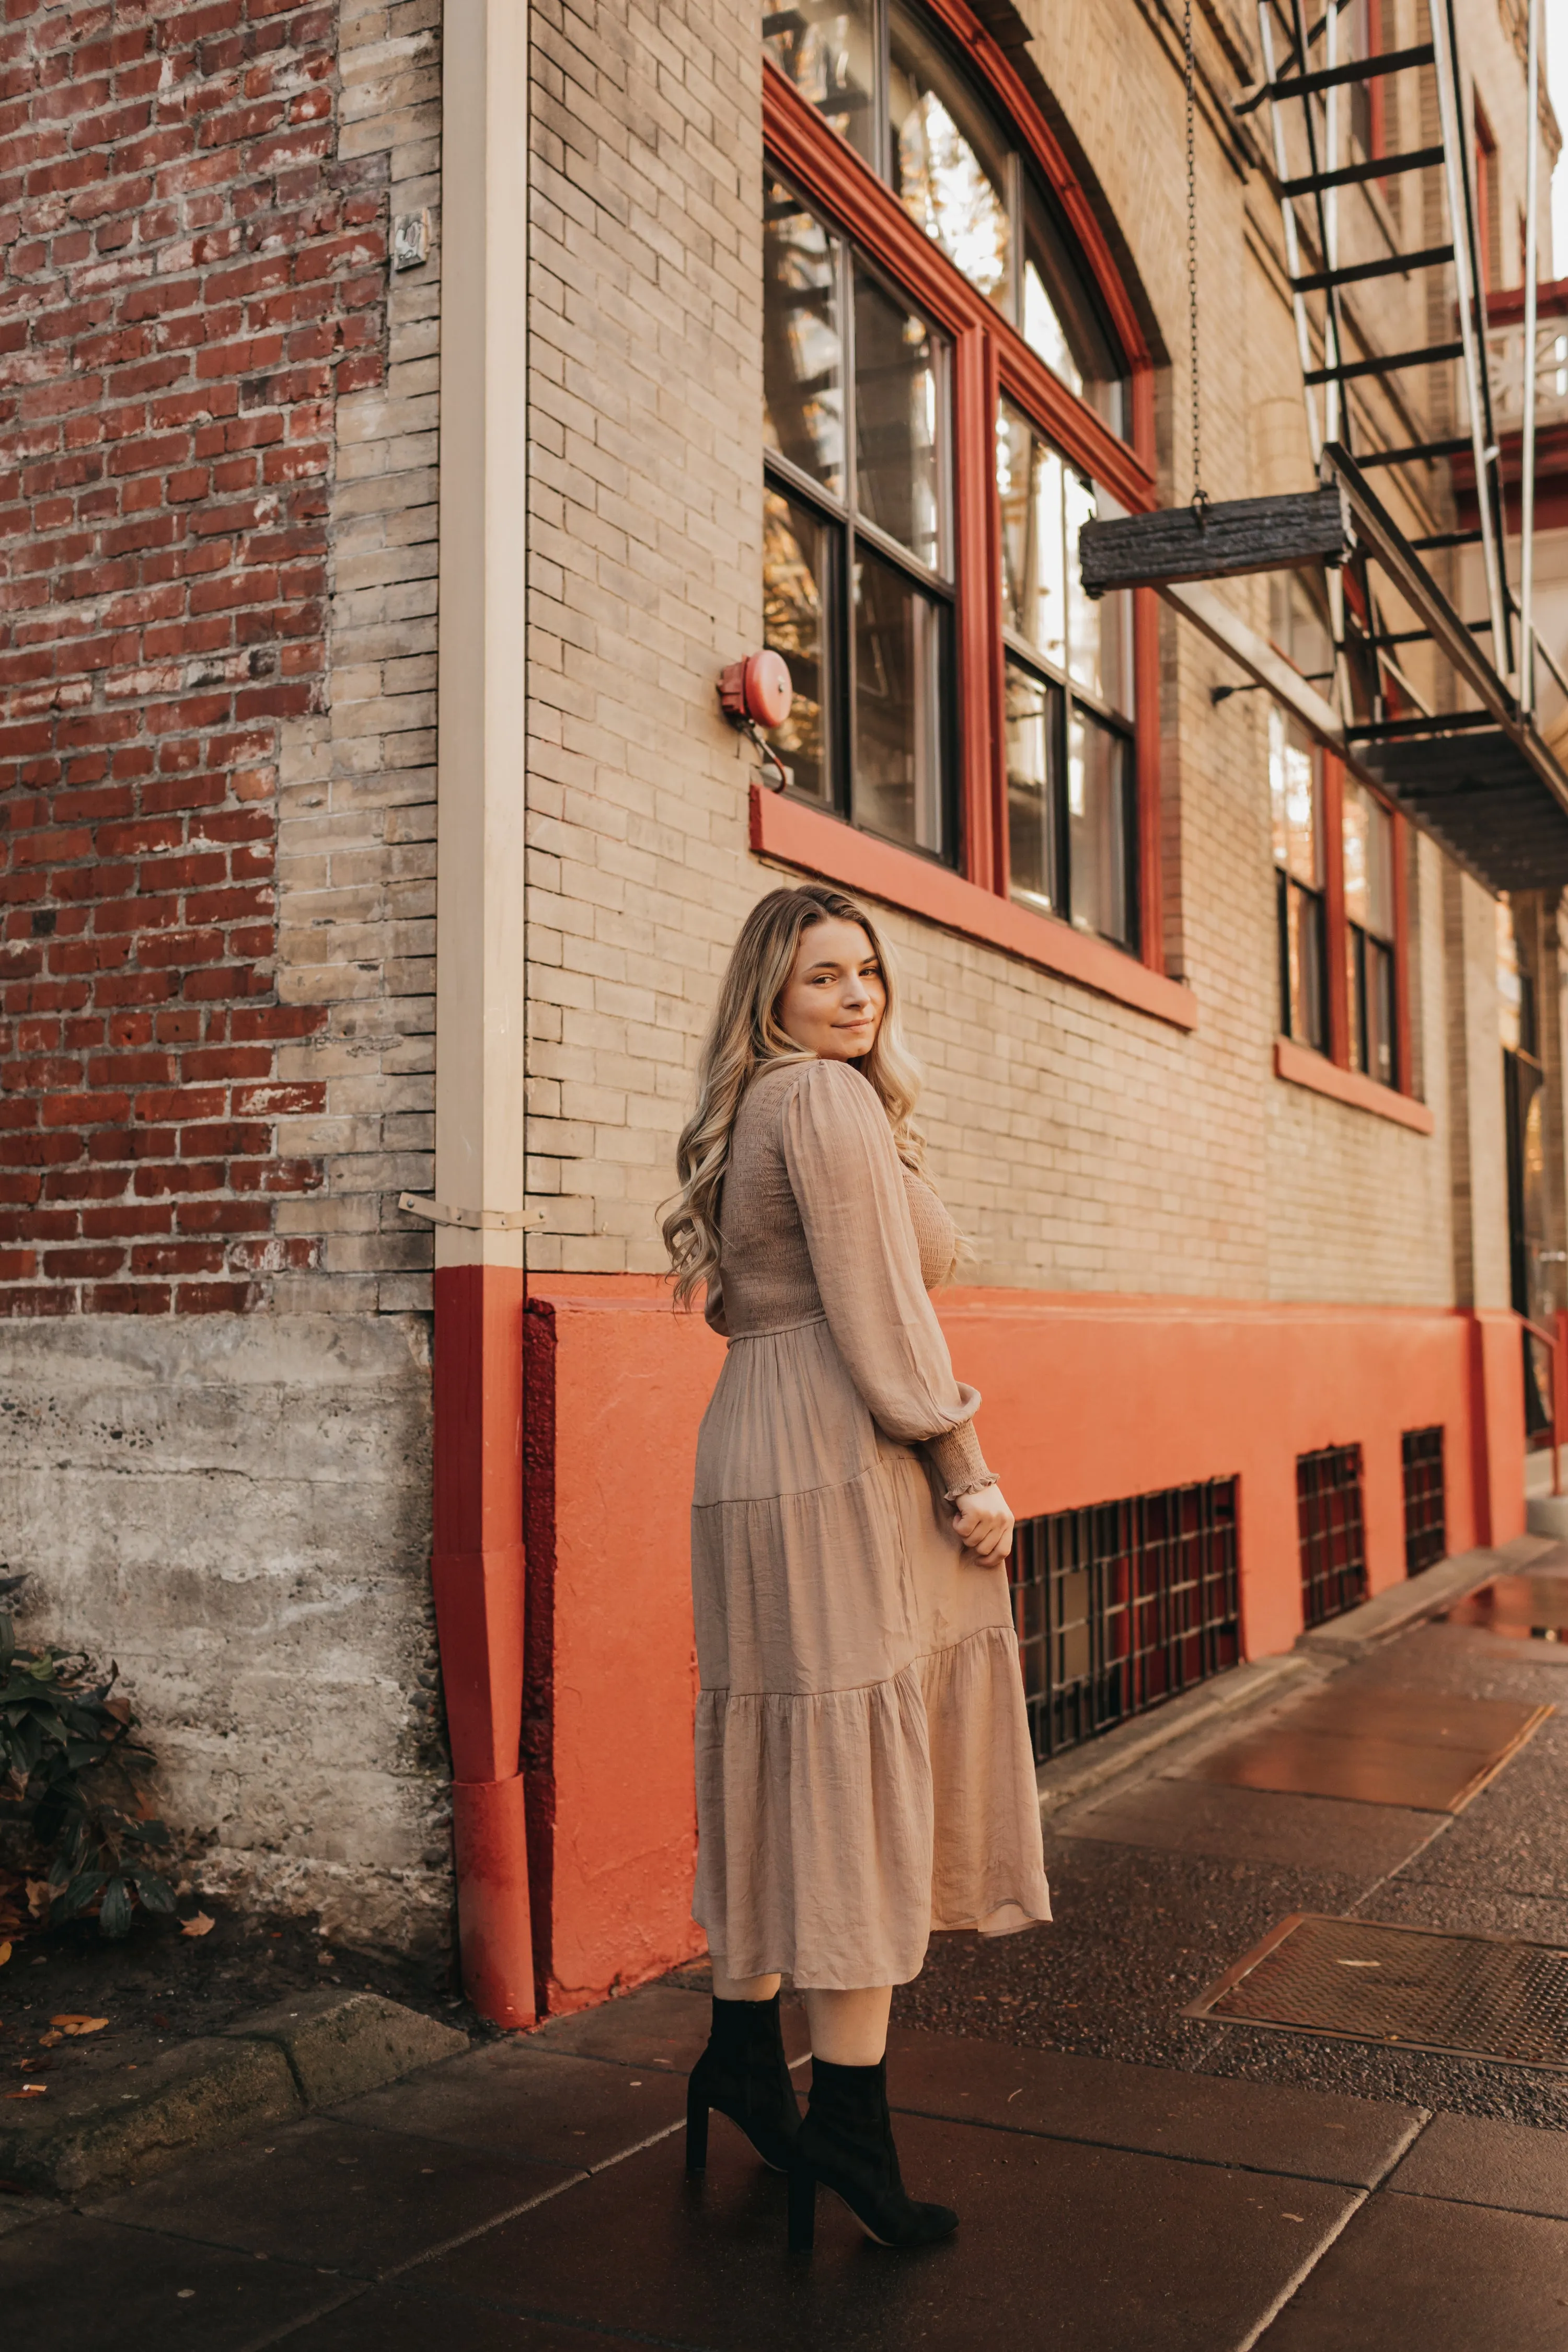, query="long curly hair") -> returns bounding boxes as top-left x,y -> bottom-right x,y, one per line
661,882 -> 926,1310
